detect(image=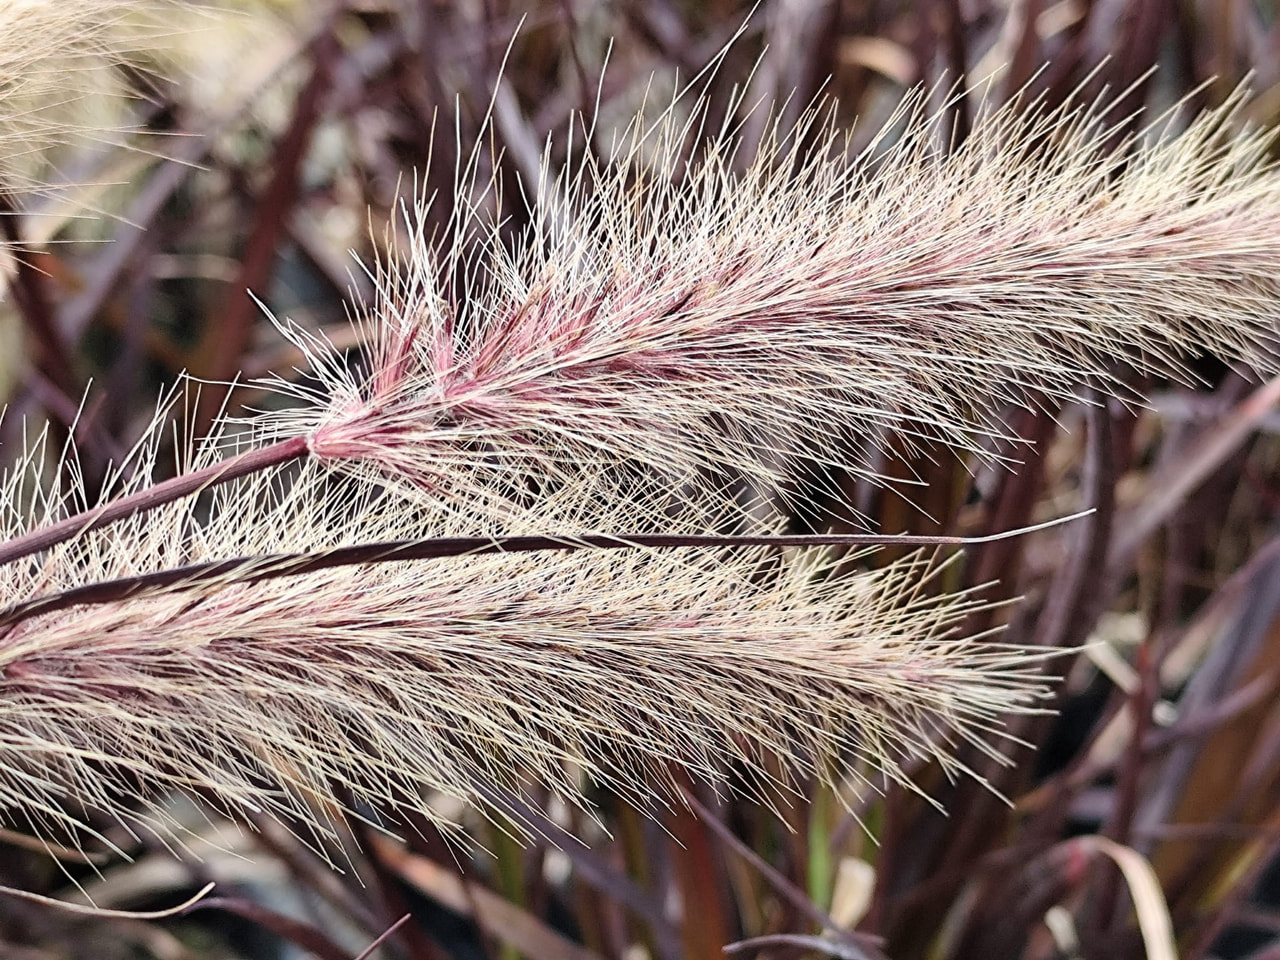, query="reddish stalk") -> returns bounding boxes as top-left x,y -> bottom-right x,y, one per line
0,513 -> 1088,627
0,435 -> 310,570
1094,640 -> 1158,939
0,198 -> 77,405
184,897 -> 351,960
681,787 -> 878,953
